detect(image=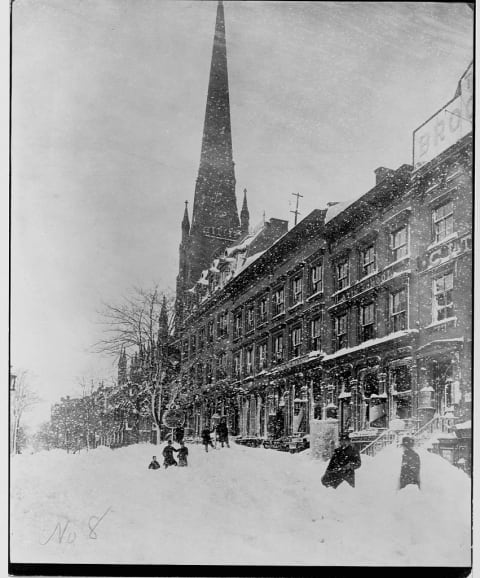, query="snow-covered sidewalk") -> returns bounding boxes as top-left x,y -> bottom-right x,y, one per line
10,441 -> 471,566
